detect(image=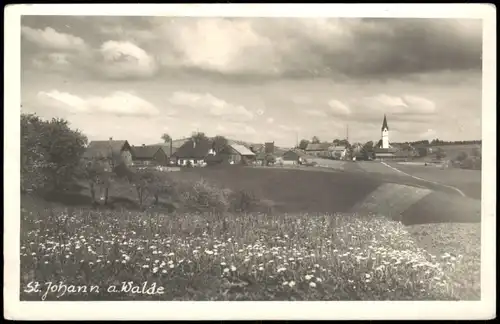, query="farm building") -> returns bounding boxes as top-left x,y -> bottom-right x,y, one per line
131,144 -> 169,166
219,143 -> 256,164
282,149 -> 308,165
305,143 -> 331,157
83,138 -> 134,169
173,138 -> 216,167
